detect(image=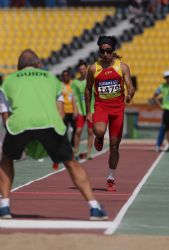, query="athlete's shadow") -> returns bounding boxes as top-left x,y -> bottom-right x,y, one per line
12,214 -> 47,219
12,214 -> 88,220
69,186 -> 107,192
93,188 -> 107,192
